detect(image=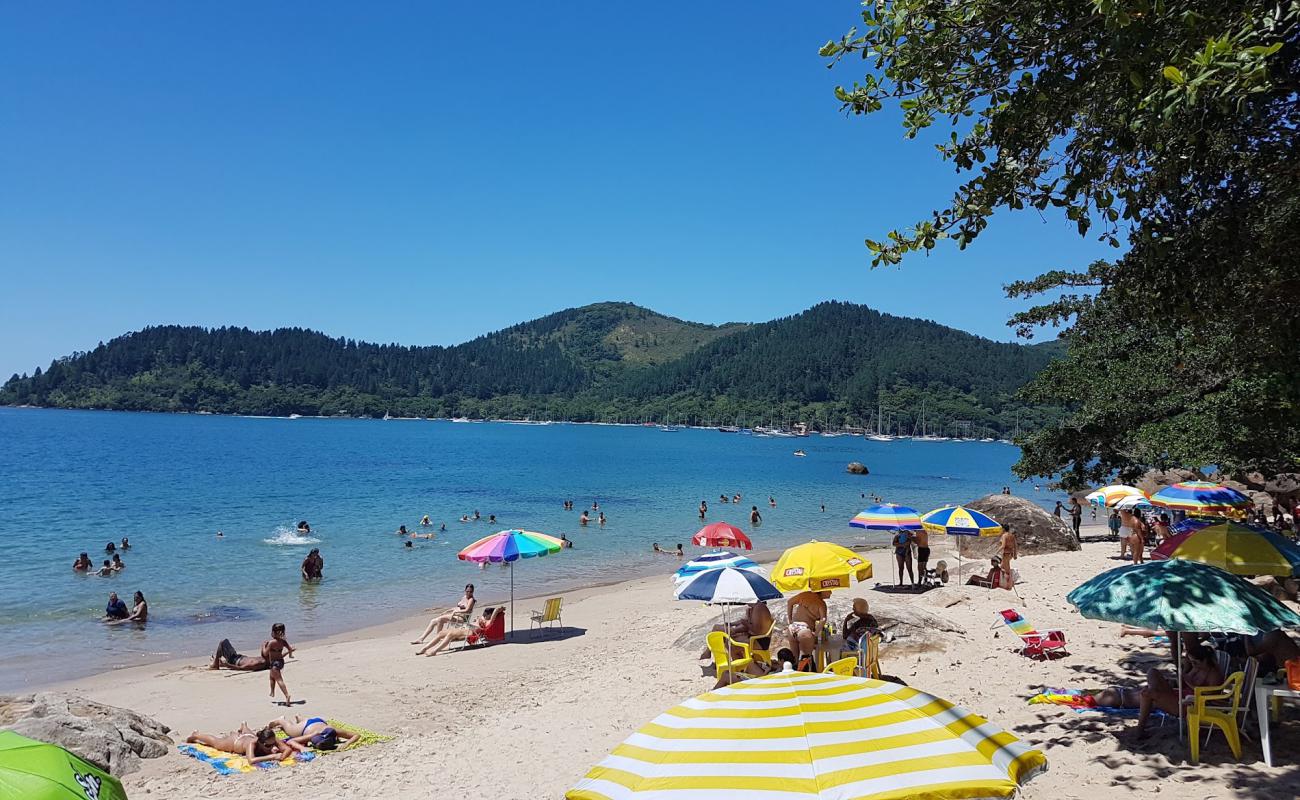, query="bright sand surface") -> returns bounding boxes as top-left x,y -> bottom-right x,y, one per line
47,526 -> 1300,799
